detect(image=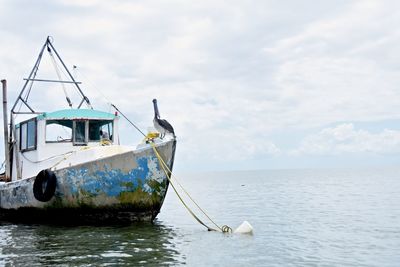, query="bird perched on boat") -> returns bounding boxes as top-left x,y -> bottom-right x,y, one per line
152,99 -> 175,138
